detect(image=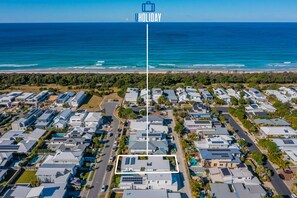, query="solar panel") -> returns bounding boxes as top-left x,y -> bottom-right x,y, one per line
283,139 -> 294,144
131,157 -> 135,165
221,168 -> 231,176
122,177 -> 143,184
125,157 -> 130,165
